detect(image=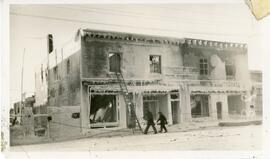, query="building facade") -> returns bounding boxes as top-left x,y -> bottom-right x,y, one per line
35,29 -> 251,137
250,70 -> 262,115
